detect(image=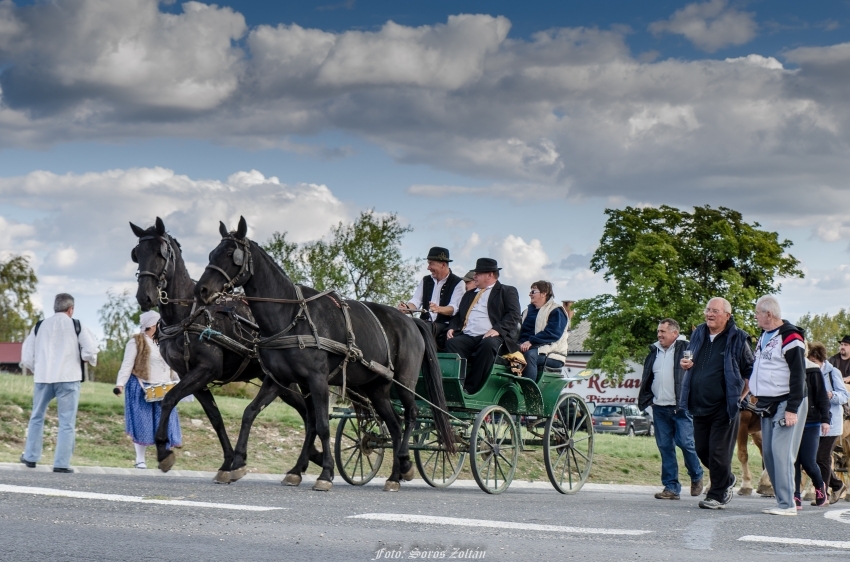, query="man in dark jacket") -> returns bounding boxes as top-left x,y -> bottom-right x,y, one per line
679,297 -> 754,510
446,258 -> 521,393
749,295 -> 809,516
828,335 -> 850,382
638,318 -> 703,500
